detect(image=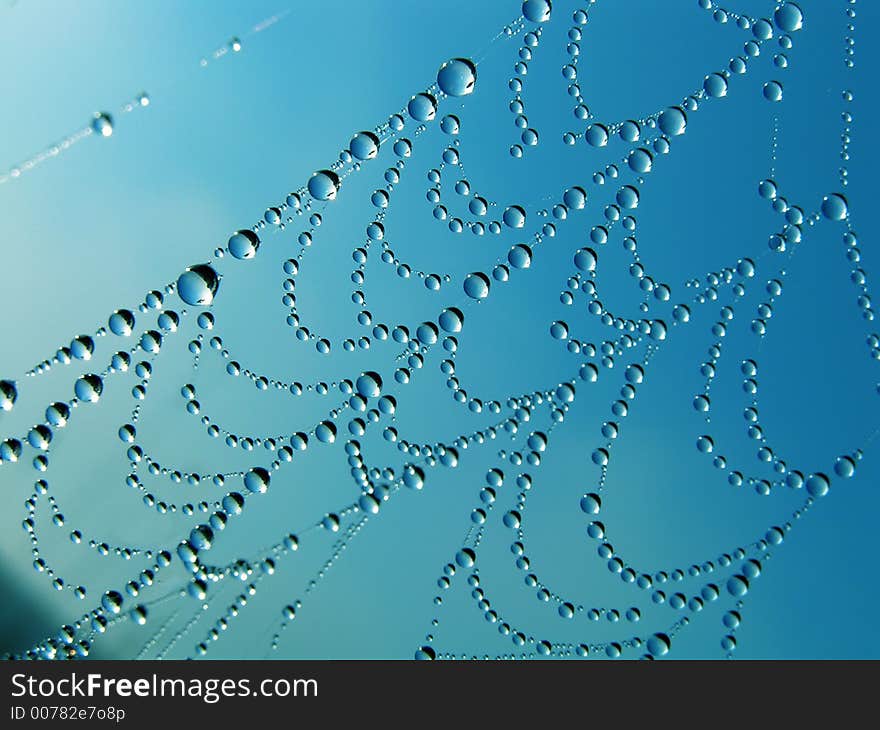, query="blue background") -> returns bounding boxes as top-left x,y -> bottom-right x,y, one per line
0,0 -> 877,659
